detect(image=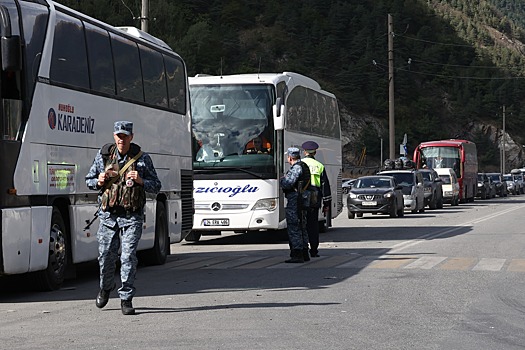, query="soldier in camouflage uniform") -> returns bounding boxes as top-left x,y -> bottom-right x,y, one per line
279,147 -> 311,263
85,121 -> 161,315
